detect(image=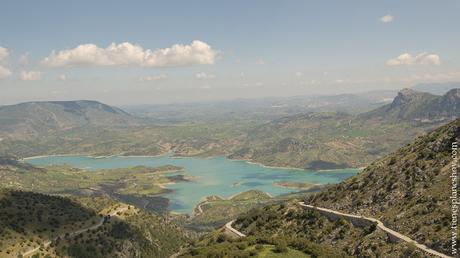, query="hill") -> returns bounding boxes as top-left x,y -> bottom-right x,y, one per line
228,88 -> 459,170
359,88 -> 460,123
228,112 -> 428,169
307,118 -> 459,255
188,190 -> 274,231
182,119 -> 458,258
0,188 -> 191,258
0,158 -> 192,257
0,100 -> 140,138
0,156 -> 189,213
182,200 -> 423,258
